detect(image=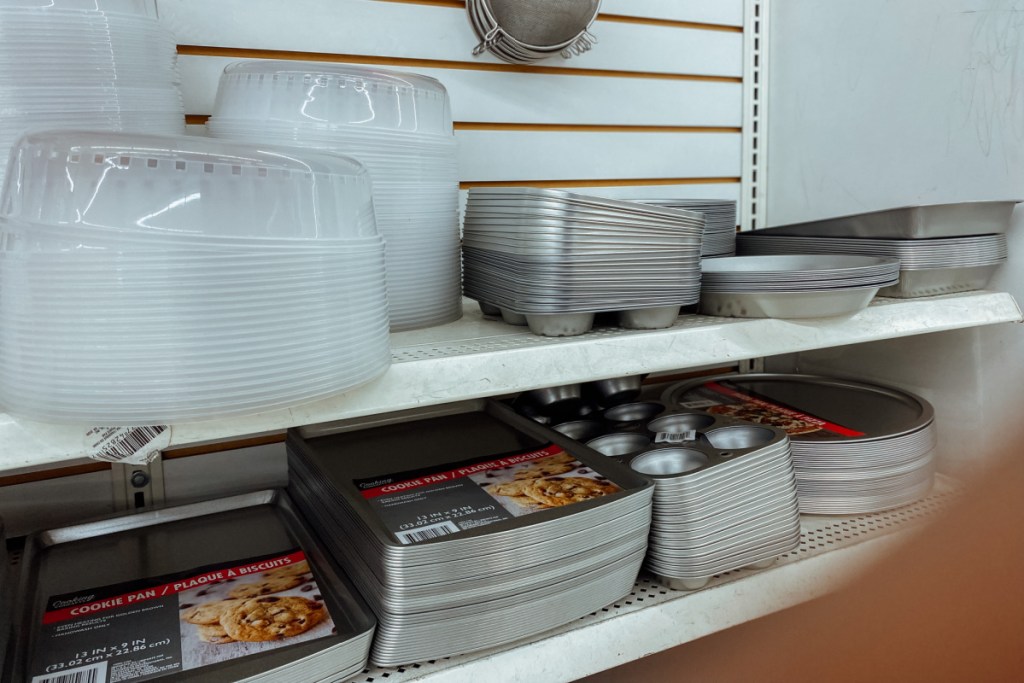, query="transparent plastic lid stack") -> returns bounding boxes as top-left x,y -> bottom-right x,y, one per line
207,60 -> 462,332
0,0 -> 184,188
0,131 -> 392,425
